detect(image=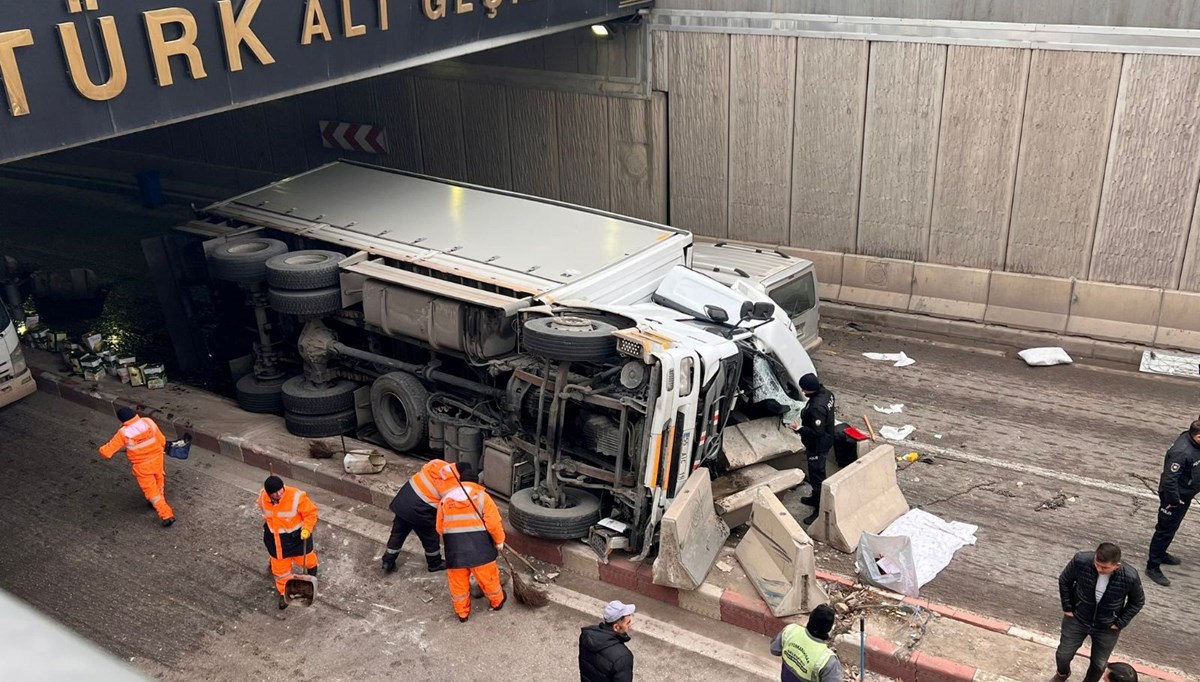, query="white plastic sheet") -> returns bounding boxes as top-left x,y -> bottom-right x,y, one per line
855,532 -> 920,597
863,352 -> 915,367
873,404 -> 904,414
880,425 -> 915,441
1017,347 -> 1073,367
1139,350 -> 1200,379
881,509 -> 977,588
